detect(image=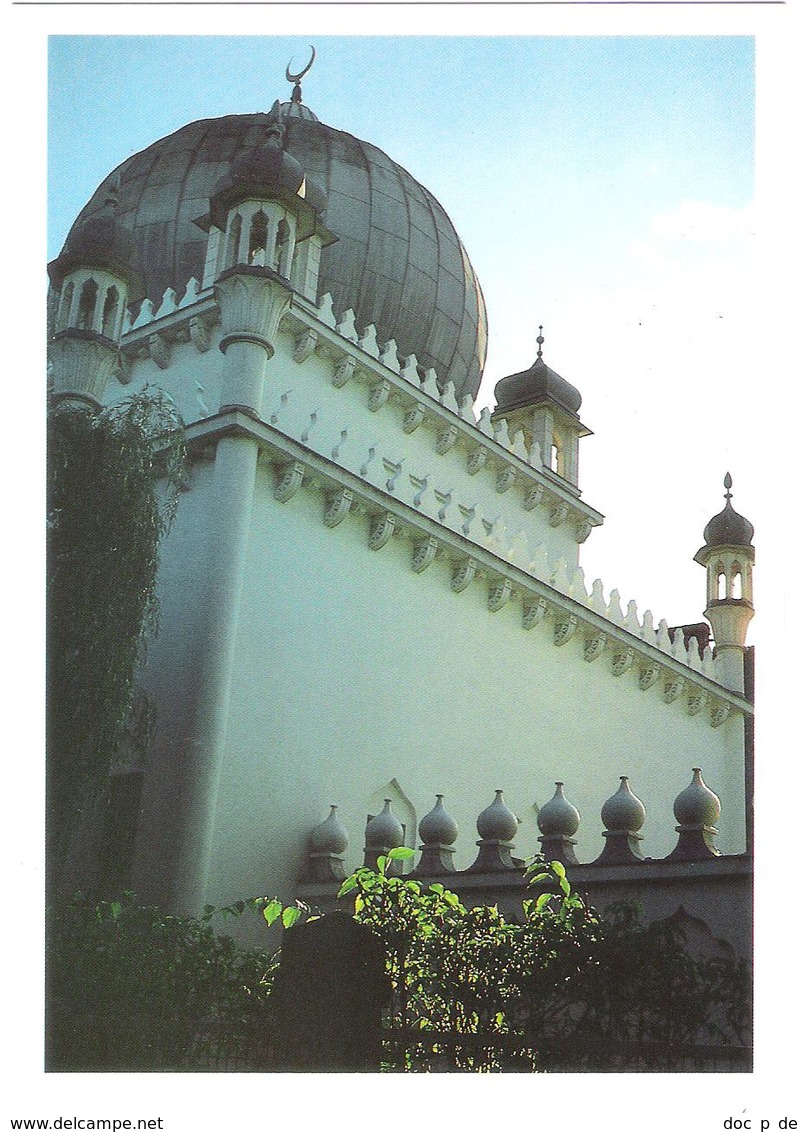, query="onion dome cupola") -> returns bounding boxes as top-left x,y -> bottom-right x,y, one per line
60,50 -> 488,399
694,474 -> 755,694
492,328 -> 591,487
47,175 -> 143,406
